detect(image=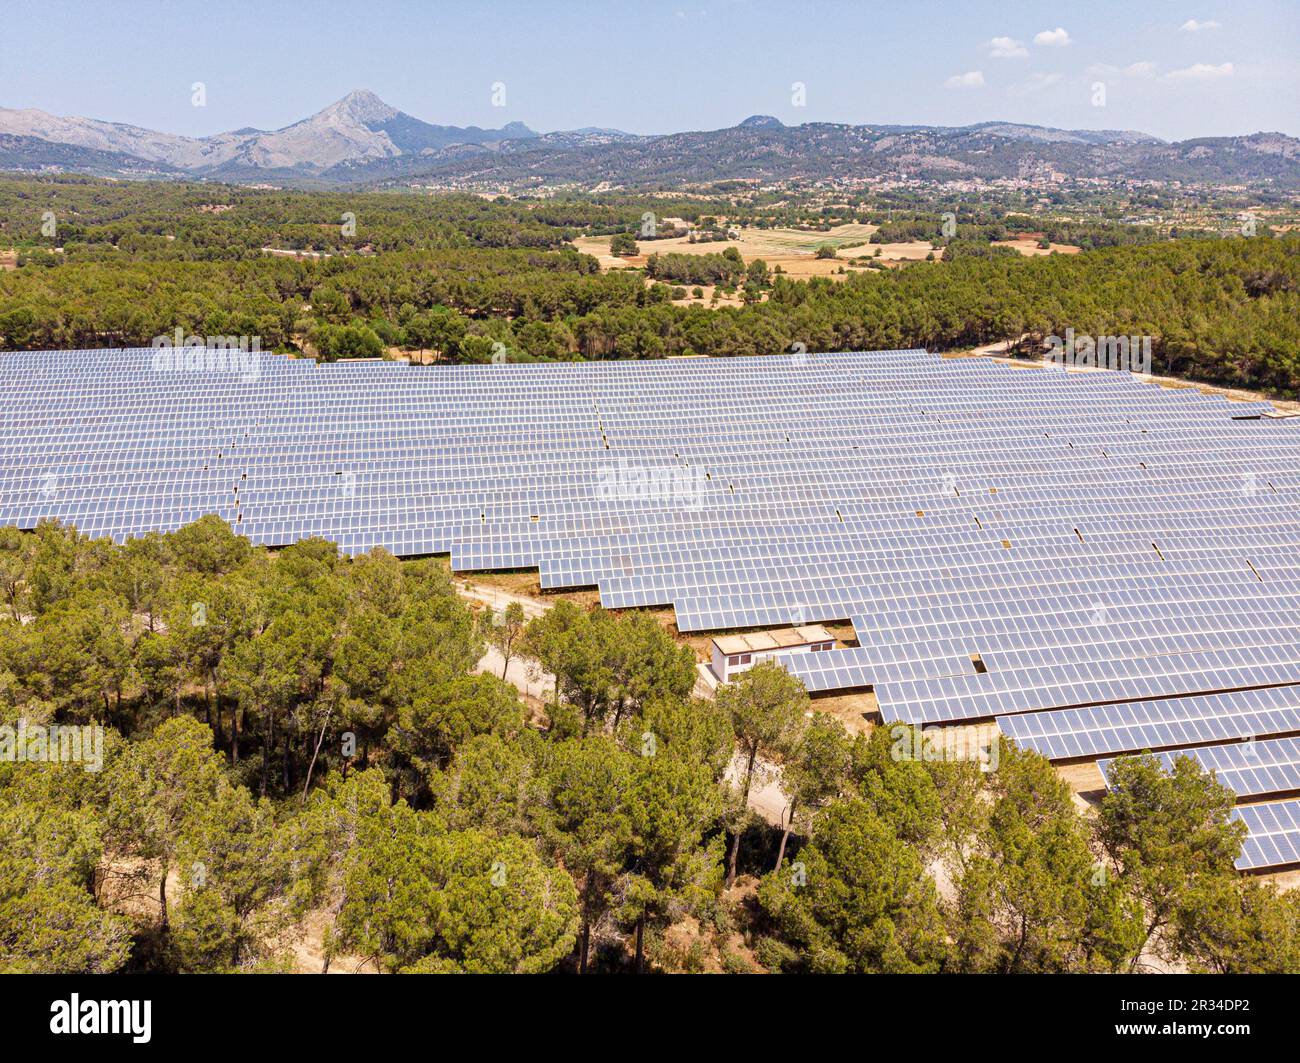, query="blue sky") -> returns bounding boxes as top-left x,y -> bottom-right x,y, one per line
6,0 -> 1297,140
